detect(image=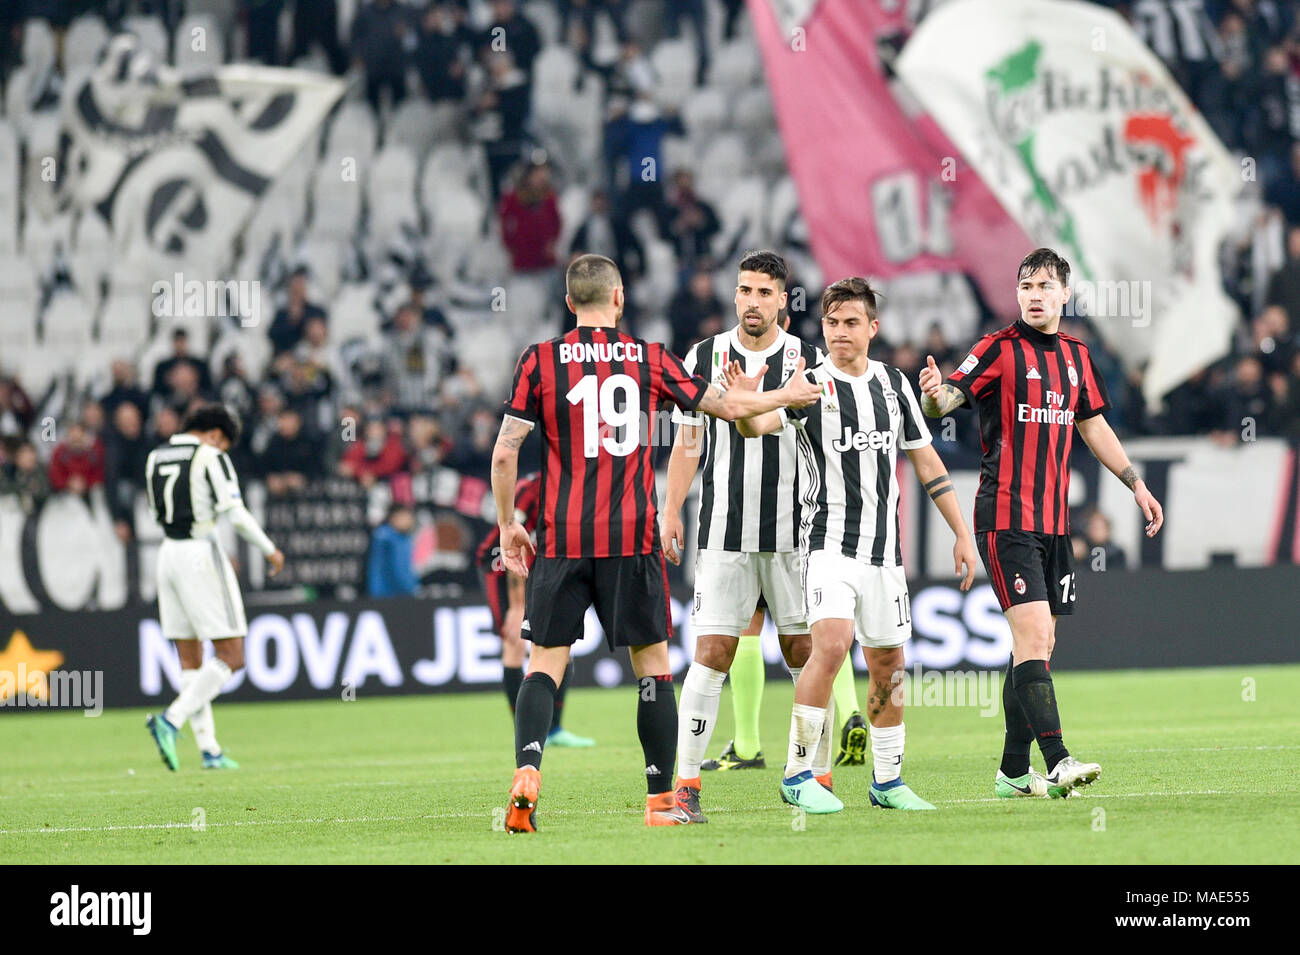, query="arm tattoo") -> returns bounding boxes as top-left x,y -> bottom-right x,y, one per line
694,384 -> 726,418
495,417 -> 532,451
919,383 -> 966,418
1118,465 -> 1139,491
927,483 -> 953,502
